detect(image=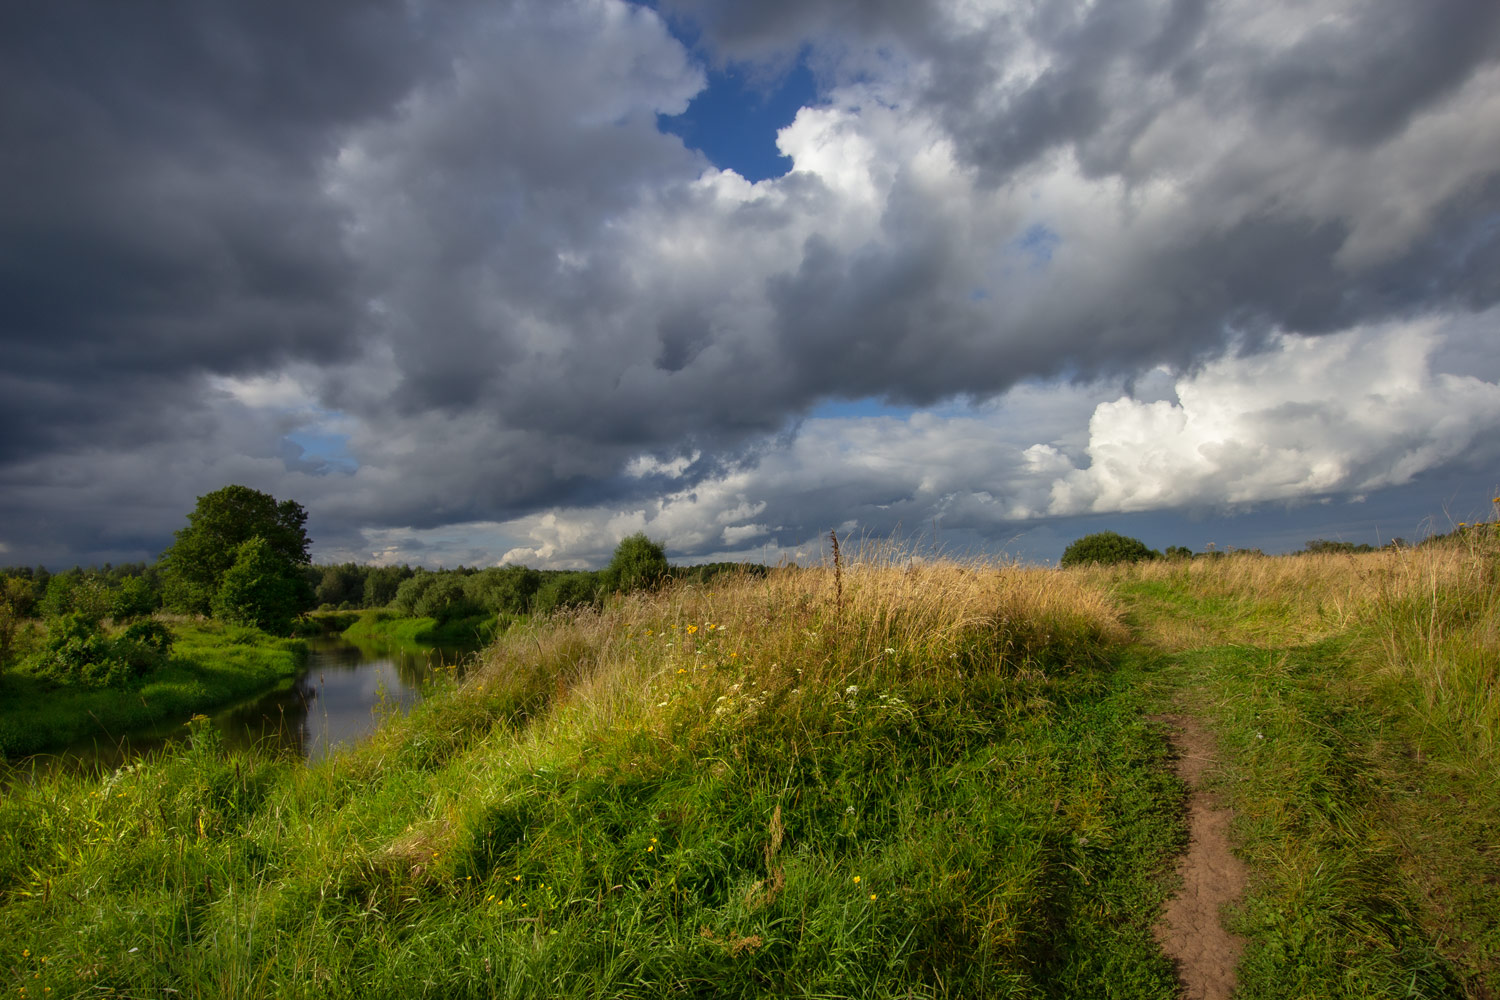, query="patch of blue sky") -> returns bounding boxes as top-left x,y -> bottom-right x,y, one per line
1014,223 -> 1060,268
657,55 -> 818,182
809,396 -> 977,421
283,428 -> 358,475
